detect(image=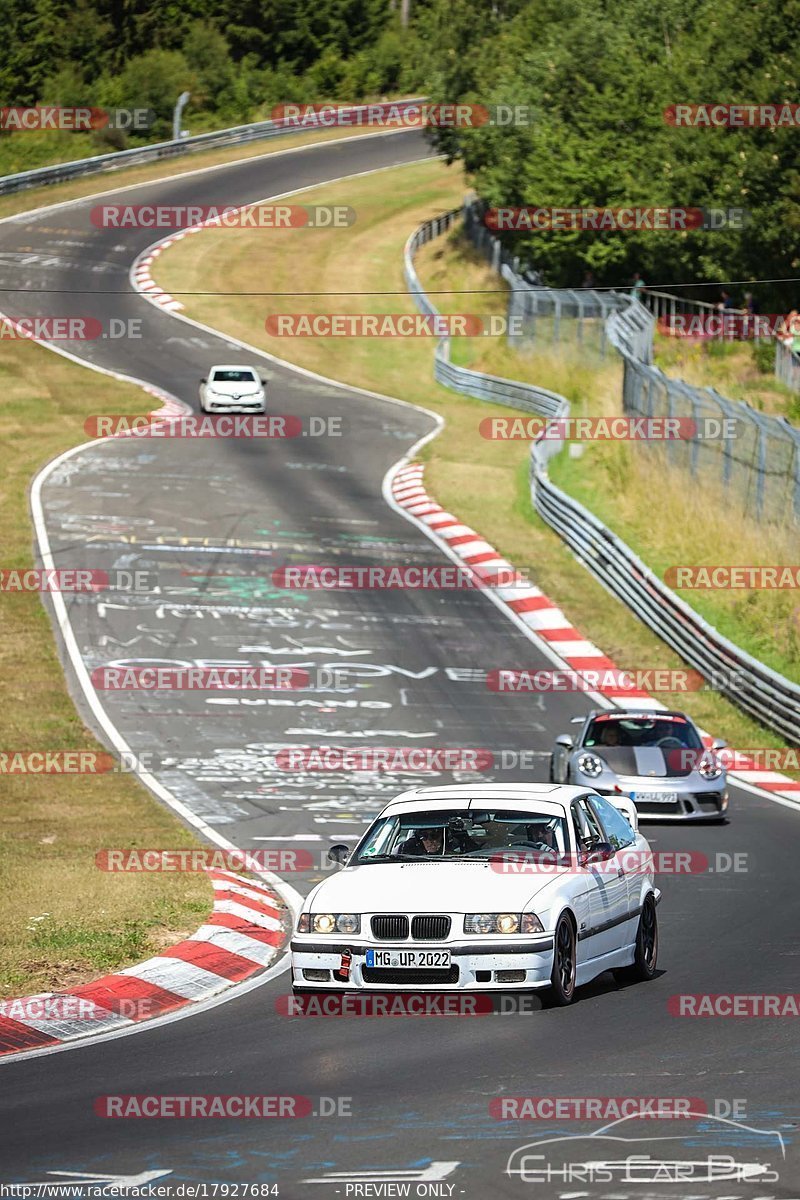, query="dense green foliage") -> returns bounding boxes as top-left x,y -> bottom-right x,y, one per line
0,0 -> 426,152
420,0 -> 800,307
2,0 -> 798,304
